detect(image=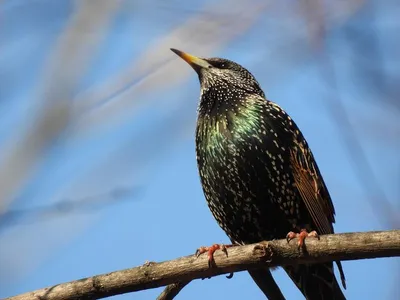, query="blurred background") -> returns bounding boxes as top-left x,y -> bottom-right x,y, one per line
0,0 -> 399,299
